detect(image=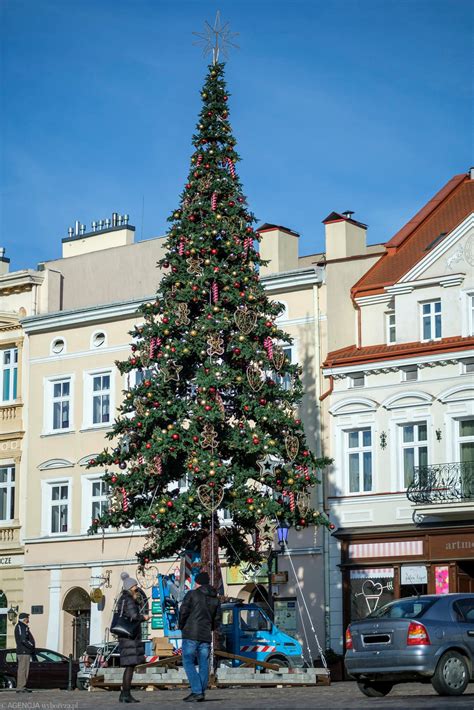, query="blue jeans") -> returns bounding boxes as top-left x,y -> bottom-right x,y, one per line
182,638 -> 210,695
